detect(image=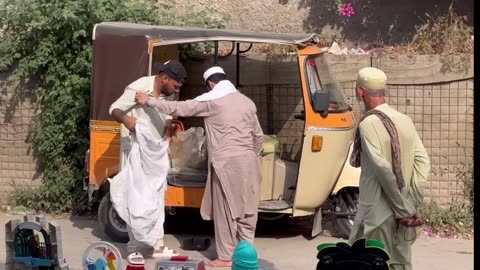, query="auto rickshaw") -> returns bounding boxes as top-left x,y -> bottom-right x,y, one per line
84,22 -> 360,242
